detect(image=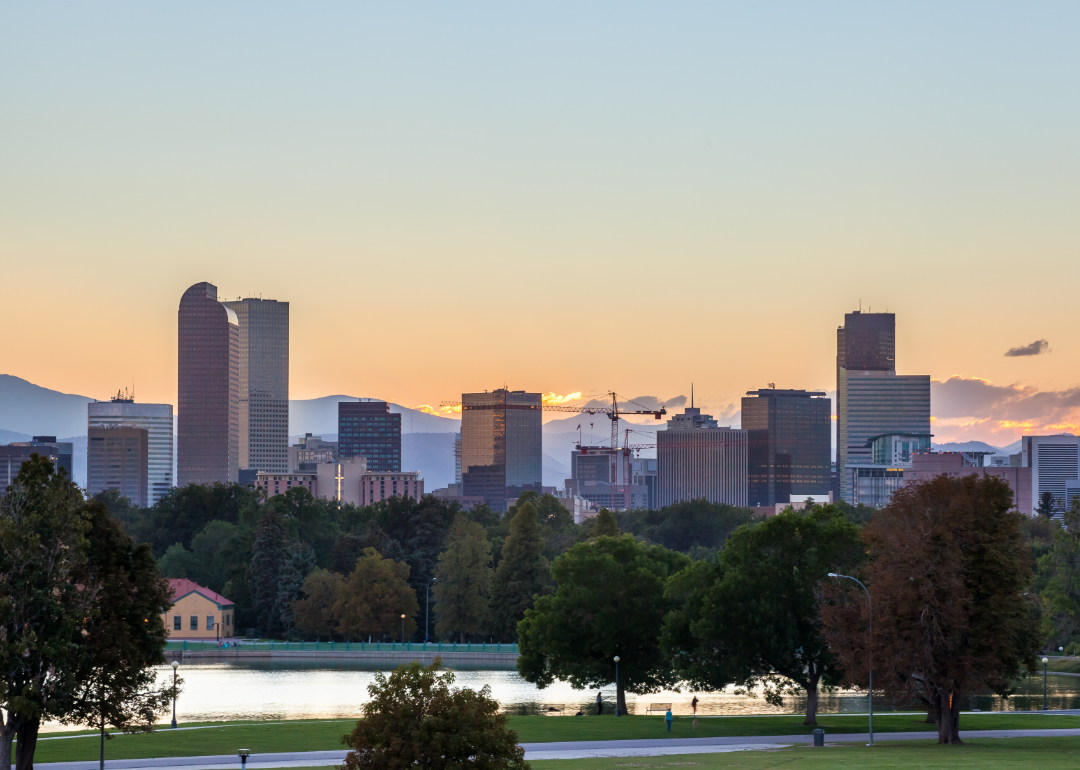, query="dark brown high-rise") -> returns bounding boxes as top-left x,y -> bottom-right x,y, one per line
178,282 -> 240,486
